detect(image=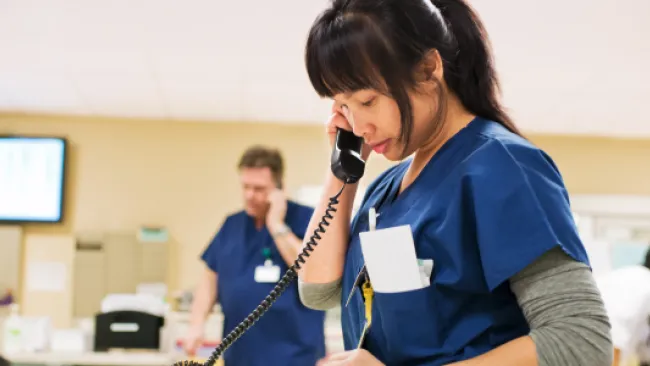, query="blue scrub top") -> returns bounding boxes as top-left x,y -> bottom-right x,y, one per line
341,117 -> 590,365
201,200 -> 326,366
